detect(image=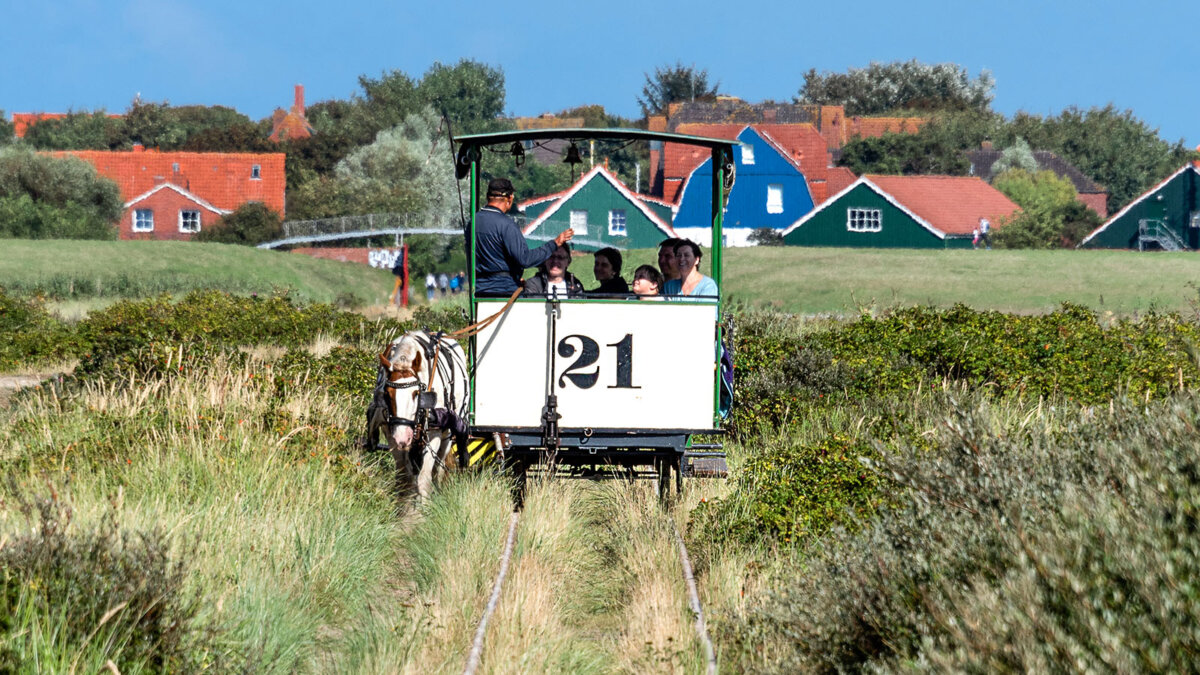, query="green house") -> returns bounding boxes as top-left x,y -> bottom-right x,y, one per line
782,175 -> 1021,249
519,165 -> 676,251
1079,163 -> 1200,250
